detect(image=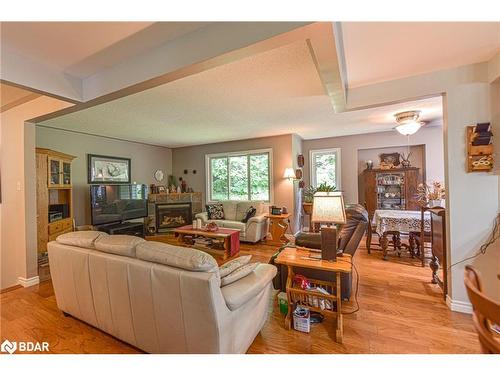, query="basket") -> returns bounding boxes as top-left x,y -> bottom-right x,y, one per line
288,277 -> 337,314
